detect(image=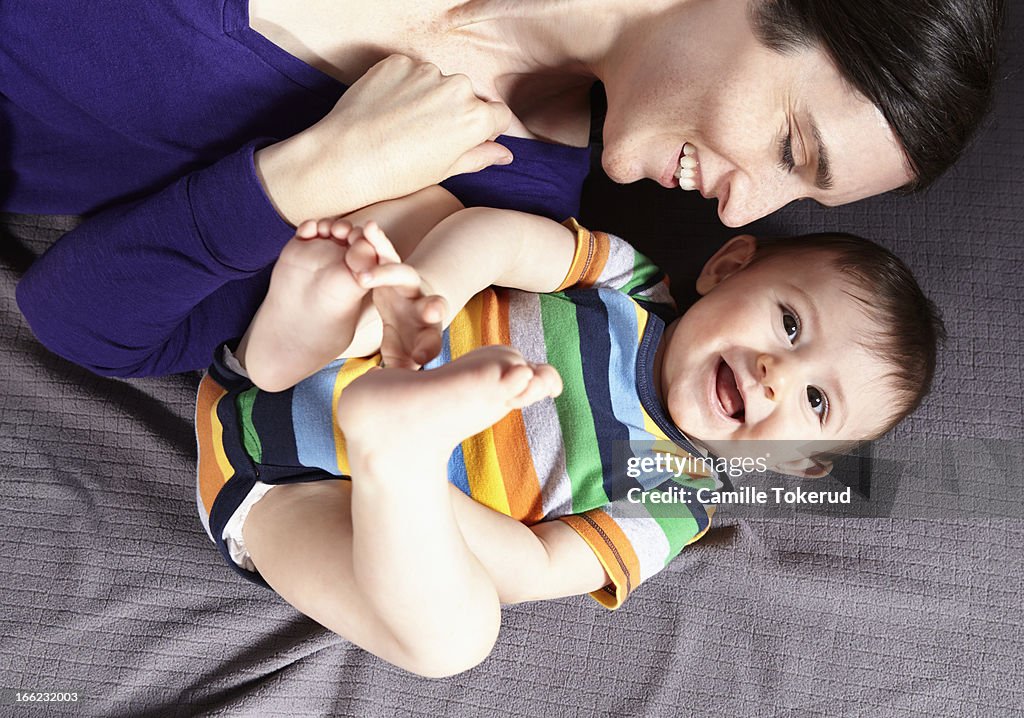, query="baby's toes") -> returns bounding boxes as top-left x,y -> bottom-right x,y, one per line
317,217 -> 340,238
415,295 -> 447,325
498,363 -> 535,403
295,219 -> 319,239
330,218 -> 352,240
508,364 -> 562,408
534,363 -> 563,398
344,236 -> 380,275
410,324 -> 442,365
